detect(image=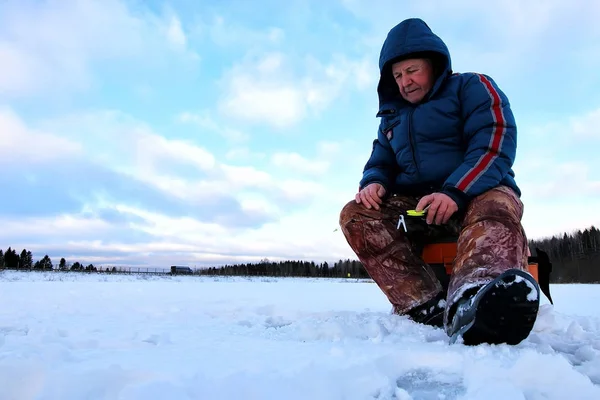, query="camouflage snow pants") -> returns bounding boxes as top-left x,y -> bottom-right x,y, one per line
338,185 -> 530,327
